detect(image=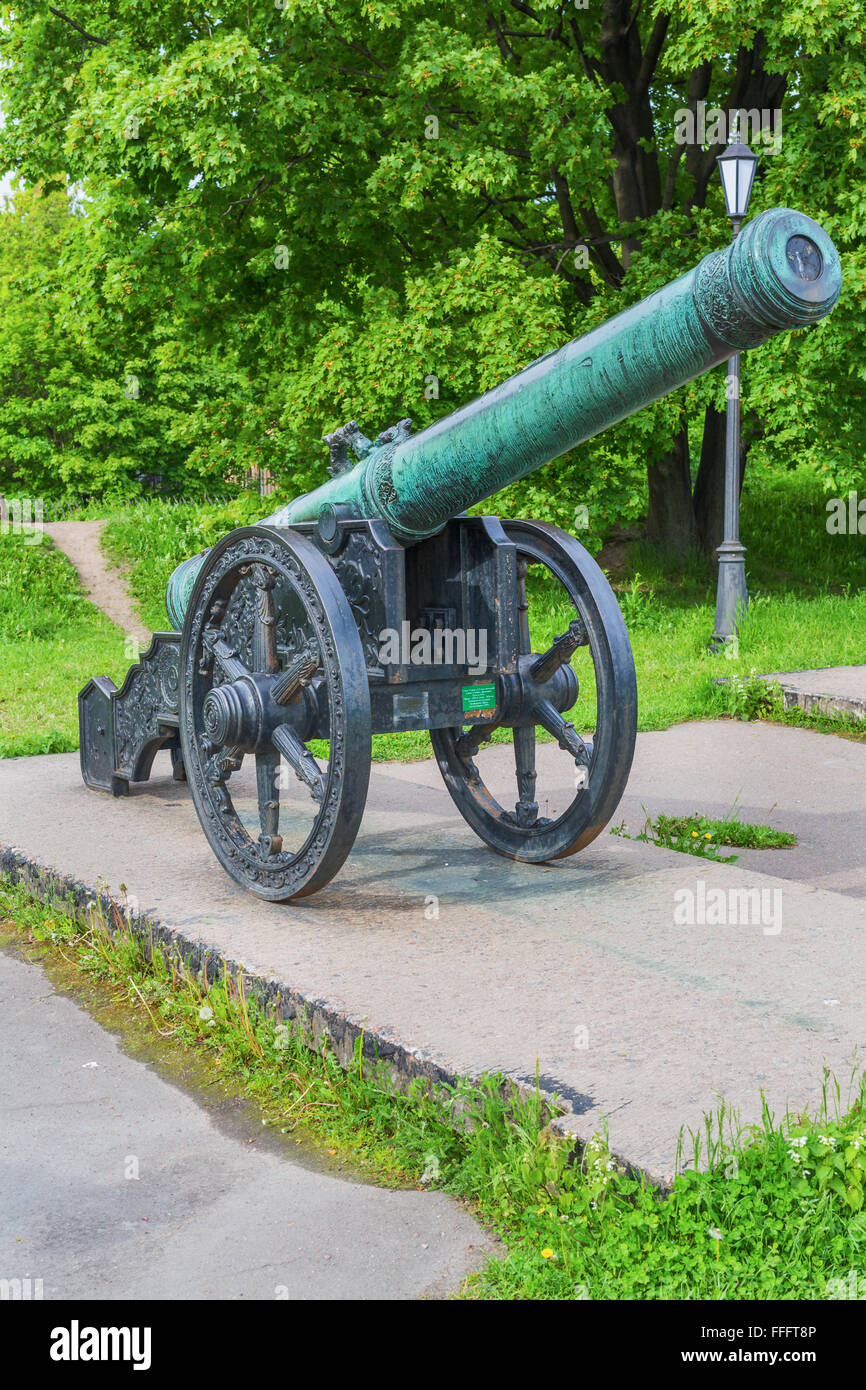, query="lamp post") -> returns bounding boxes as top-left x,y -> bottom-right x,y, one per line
712,133 -> 760,651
